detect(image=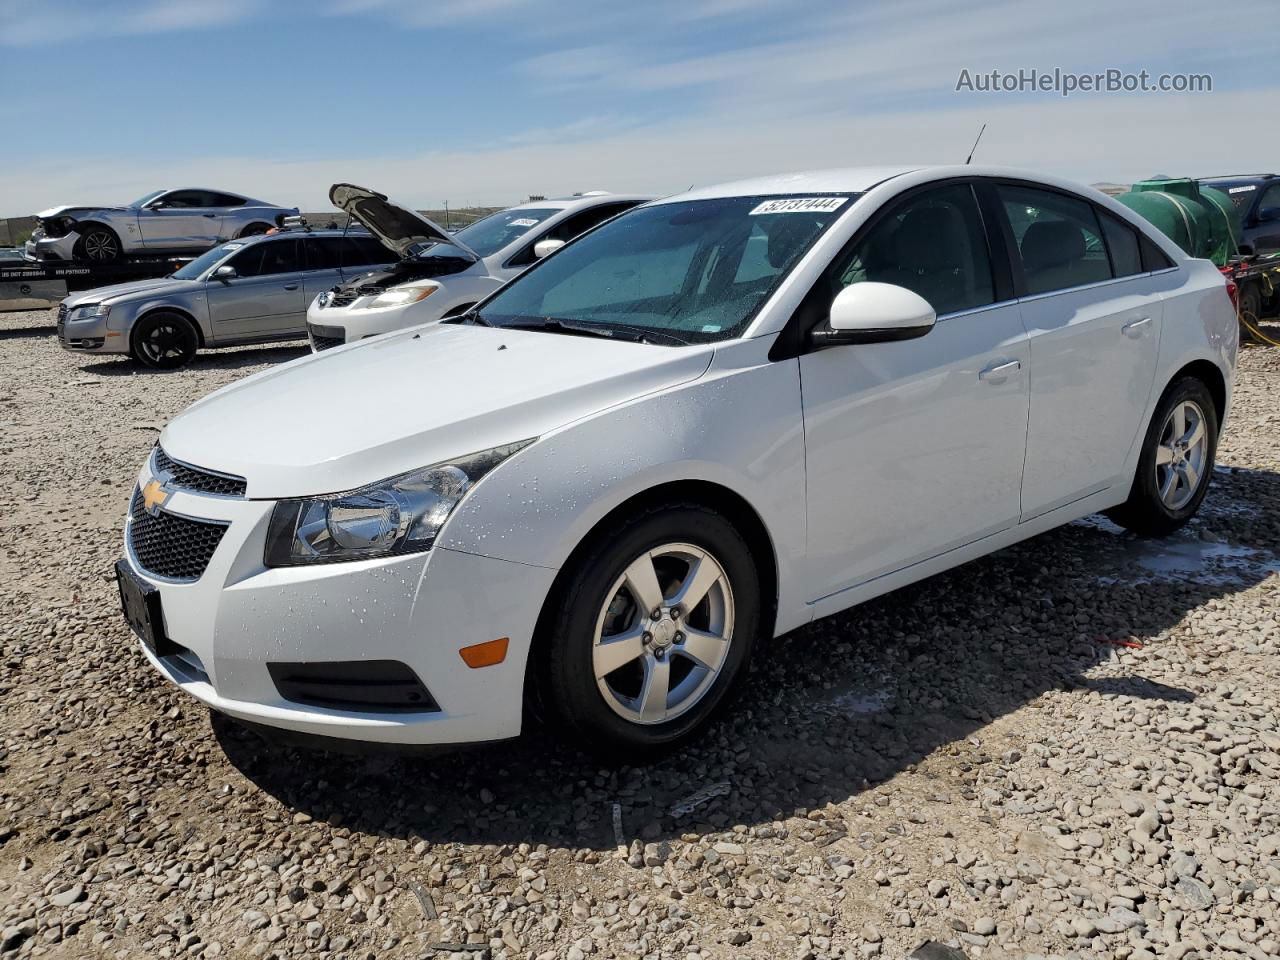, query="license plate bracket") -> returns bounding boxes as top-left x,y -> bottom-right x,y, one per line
116,560 -> 176,658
